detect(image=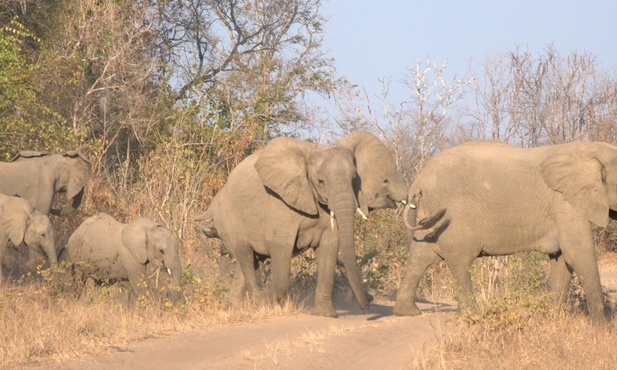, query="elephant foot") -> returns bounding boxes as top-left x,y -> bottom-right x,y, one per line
393,301 -> 422,316
312,295 -> 338,318
311,304 -> 338,318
